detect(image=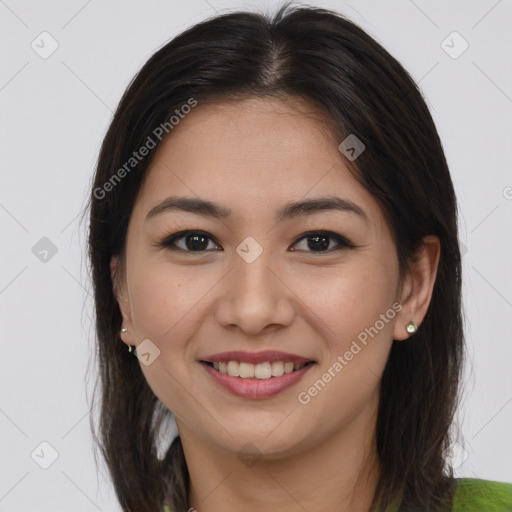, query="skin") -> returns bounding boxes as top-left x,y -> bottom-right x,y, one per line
111,96 -> 440,512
